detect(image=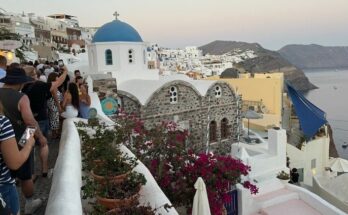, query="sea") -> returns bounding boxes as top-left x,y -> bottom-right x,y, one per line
303,69 -> 348,159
